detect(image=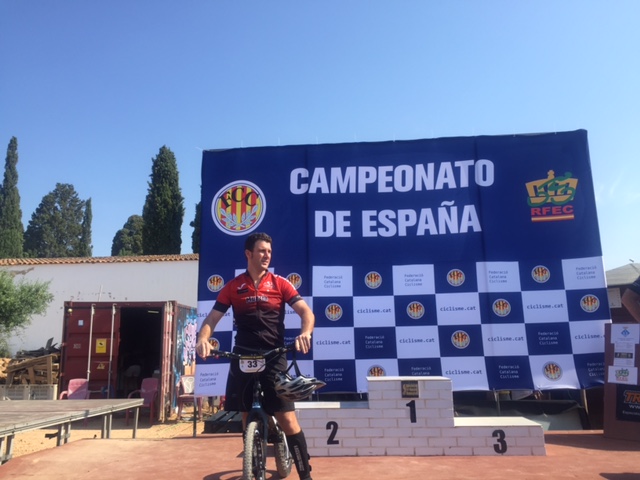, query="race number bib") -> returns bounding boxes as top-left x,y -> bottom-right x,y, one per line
239,358 -> 266,373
